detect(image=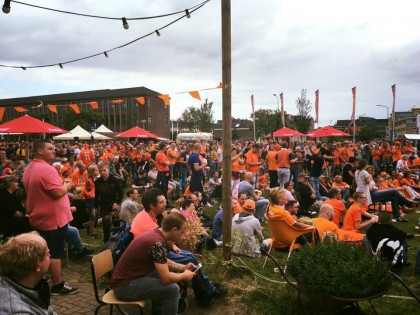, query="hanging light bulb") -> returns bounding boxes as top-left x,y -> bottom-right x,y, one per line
104,52 -> 109,58
59,63 -> 63,69
155,30 -> 161,37
121,17 -> 129,30
185,9 -> 191,18
2,0 -> 10,14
